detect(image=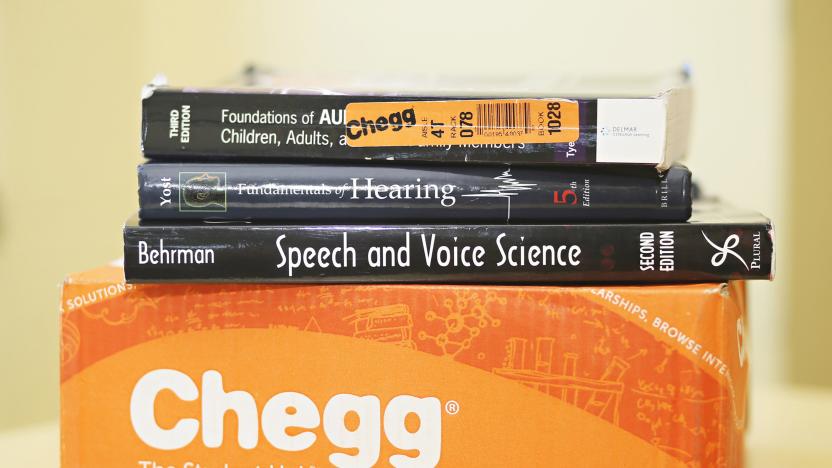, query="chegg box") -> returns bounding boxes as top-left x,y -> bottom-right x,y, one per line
61,265 -> 747,467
